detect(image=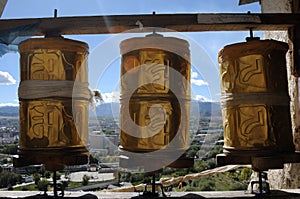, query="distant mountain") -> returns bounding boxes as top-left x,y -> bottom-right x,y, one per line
92,102 -> 120,117
0,101 -> 222,118
191,101 -> 222,118
0,106 -> 19,117
92,101 -> 221,118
